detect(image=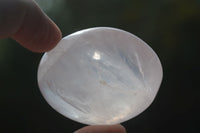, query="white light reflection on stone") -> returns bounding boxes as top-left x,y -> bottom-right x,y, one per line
93,51 -> 101,60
